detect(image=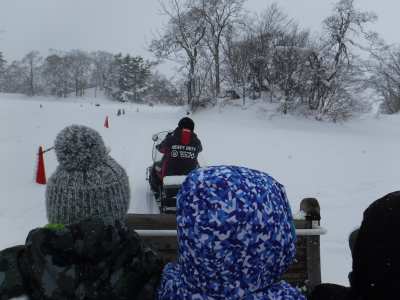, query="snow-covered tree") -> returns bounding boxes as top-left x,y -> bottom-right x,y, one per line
223,28 -> 251,104
91,51 -> 114,97
0,52 -> 5,74
146,72 -> 180,104
22,51 -> 42,96
106,54 -> 152,102
0,52 -> 7,92
220,0 -> 376,120
247,4 -> 290,96
272,28 -> 313,114
1,61 -> 28,93
369,46 -> 400,114
65,50 -> 92,97
42,53 -> 73,97
311,0 -> 377,120
196,0 -> 245,96
129,56 -> 152,102
150,0 -> 206,107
